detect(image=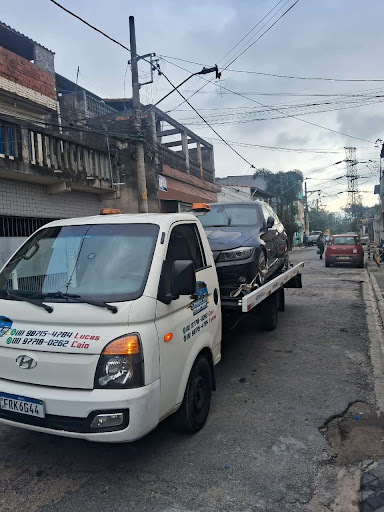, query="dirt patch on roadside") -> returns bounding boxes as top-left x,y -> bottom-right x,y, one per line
320,402 -> 384,465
